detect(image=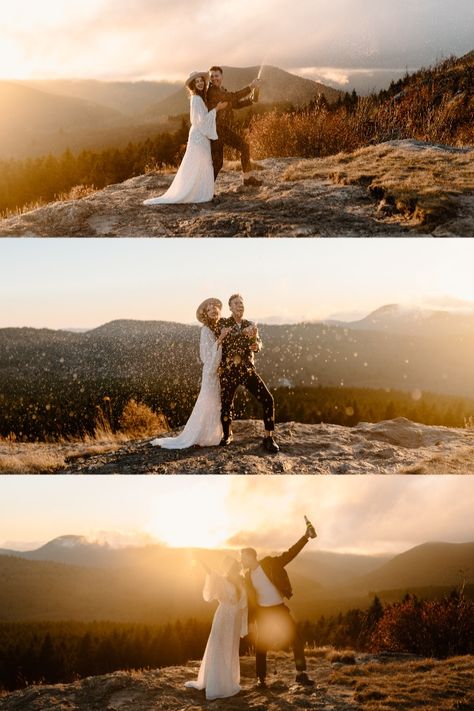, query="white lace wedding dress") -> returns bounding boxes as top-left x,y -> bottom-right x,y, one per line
185,573 -> 248,700
143,94 -> 217,204
151,326 -> 223,448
